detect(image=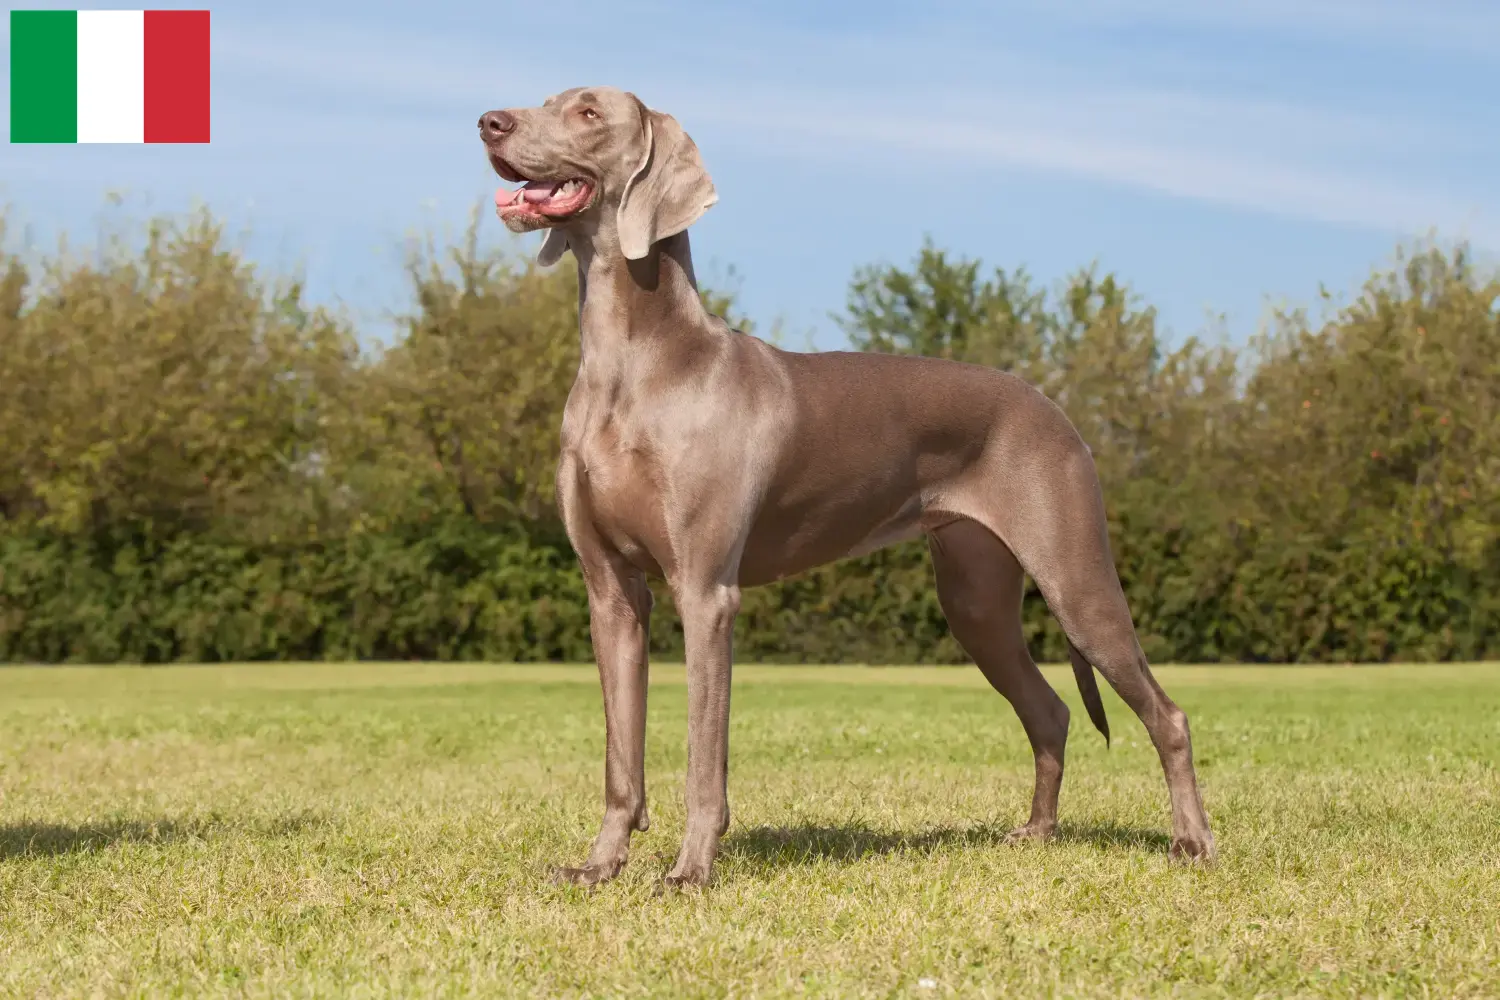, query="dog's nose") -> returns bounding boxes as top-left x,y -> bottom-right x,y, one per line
479,110 -> 516,138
